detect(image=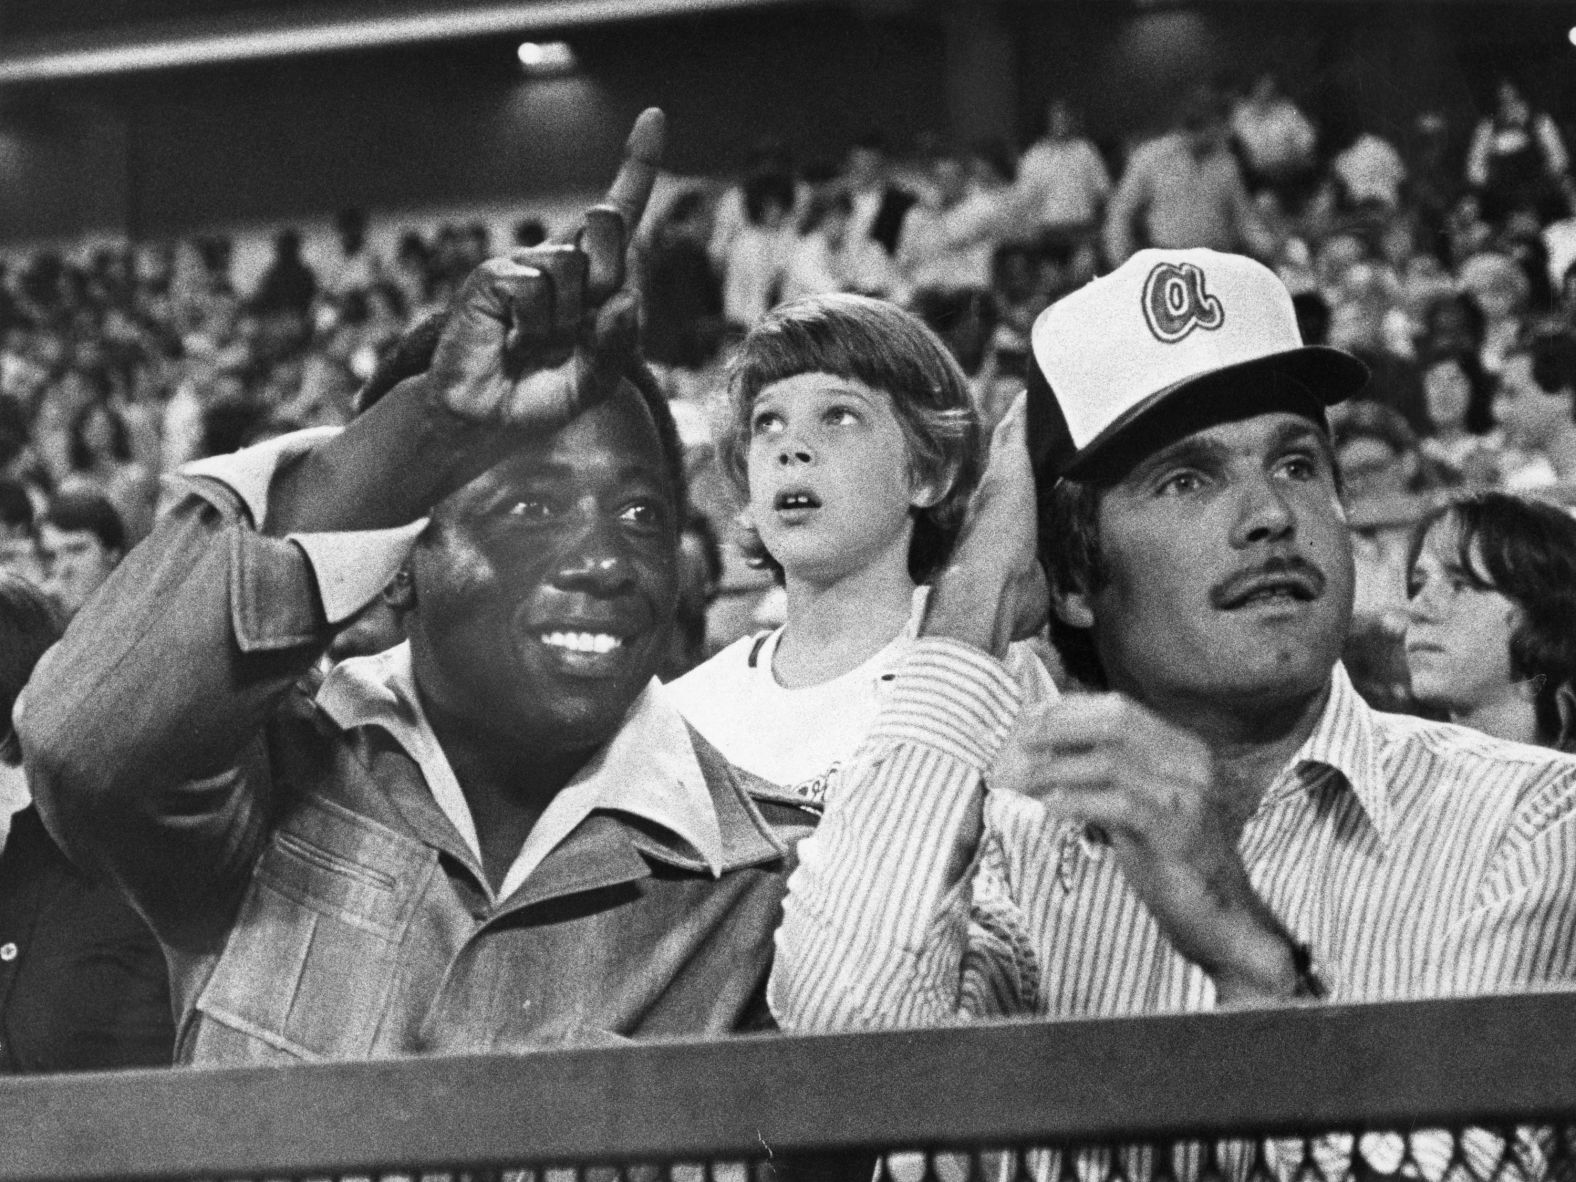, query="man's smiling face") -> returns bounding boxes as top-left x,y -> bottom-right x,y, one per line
407,382 -> 679,755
